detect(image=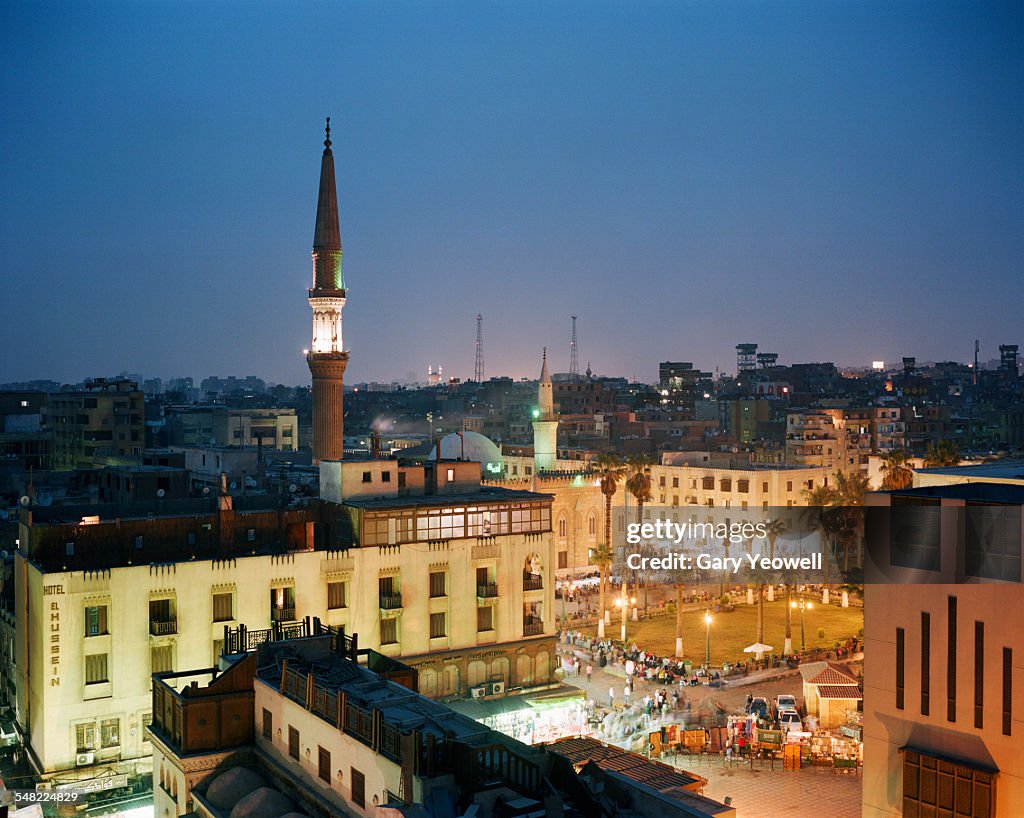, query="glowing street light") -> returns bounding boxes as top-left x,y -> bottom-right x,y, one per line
704,610 -> 712,665
791,595 -> 813,652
